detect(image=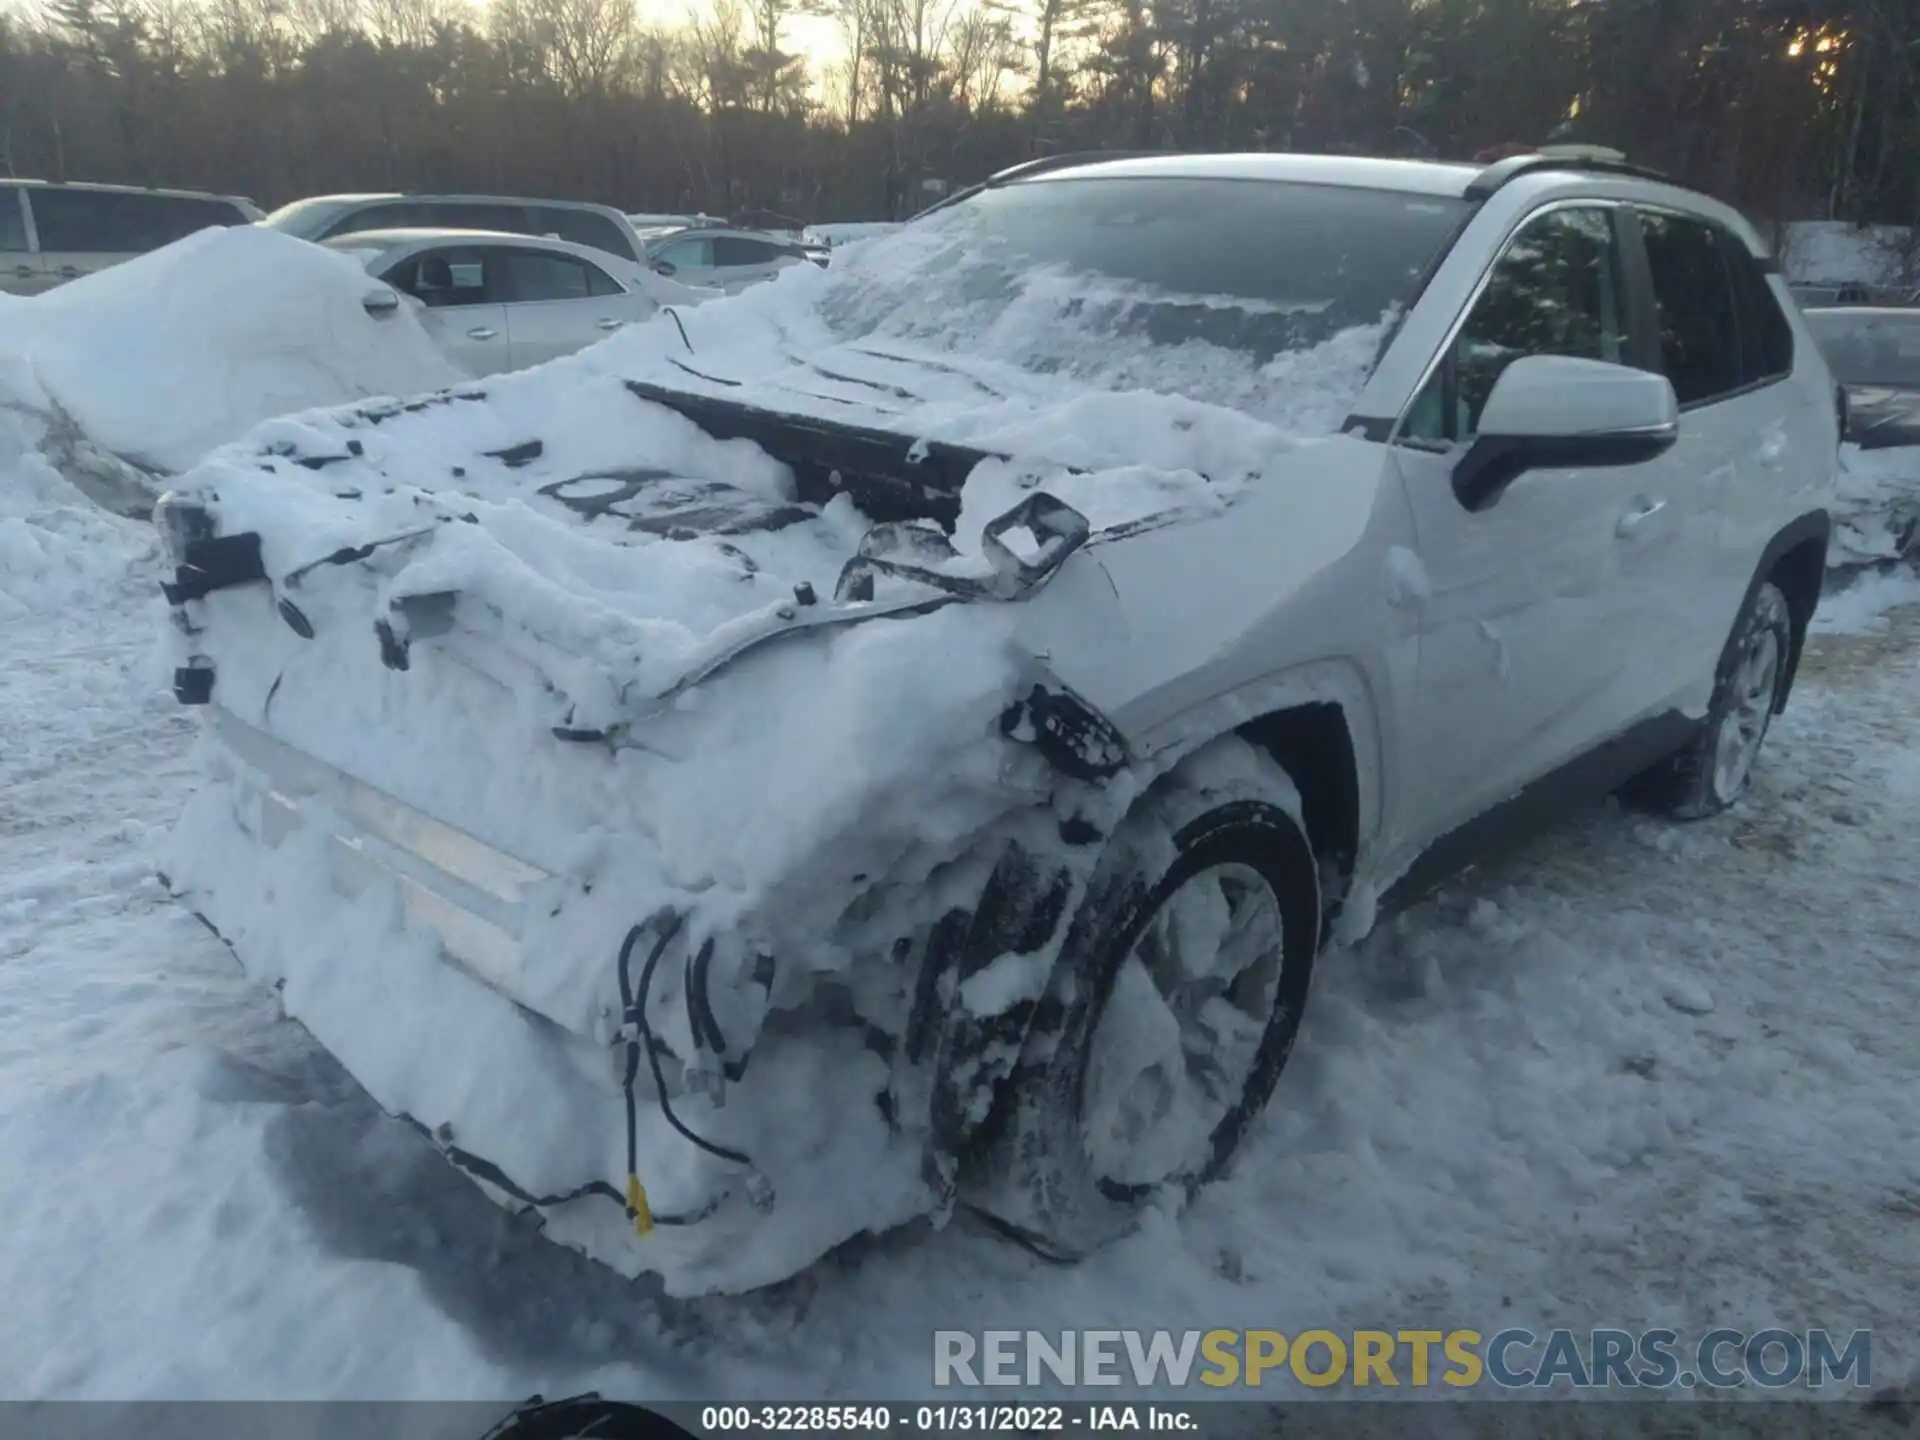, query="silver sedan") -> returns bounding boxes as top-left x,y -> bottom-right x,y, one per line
328,228 -> 719,376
